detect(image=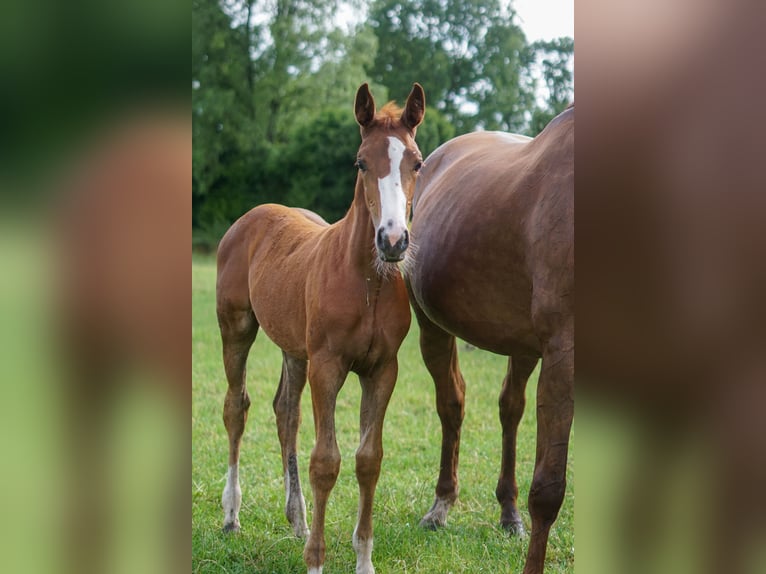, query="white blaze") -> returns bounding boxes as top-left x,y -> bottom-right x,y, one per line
377,136 -> 408,245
